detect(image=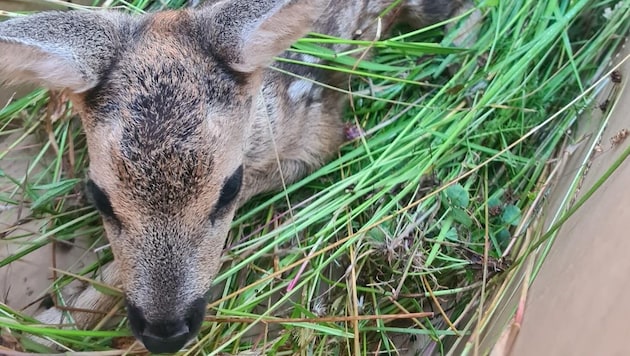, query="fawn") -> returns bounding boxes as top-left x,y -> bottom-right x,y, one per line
0,0 -> 476,353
